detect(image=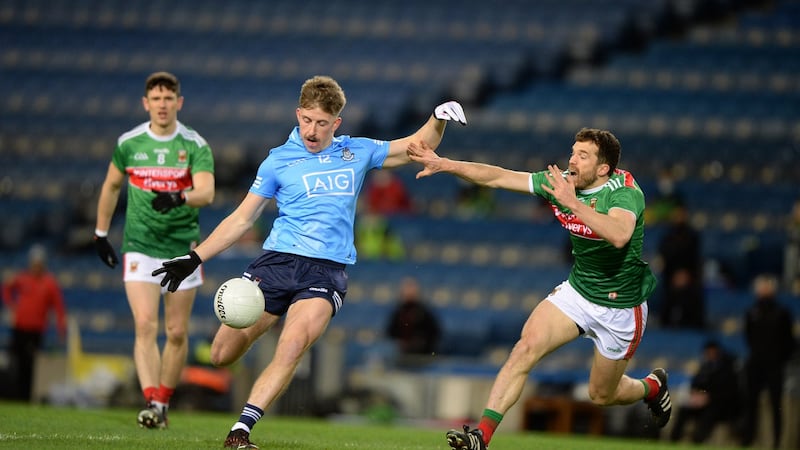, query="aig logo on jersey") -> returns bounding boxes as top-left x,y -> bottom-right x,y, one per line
303,169 -> 355,197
